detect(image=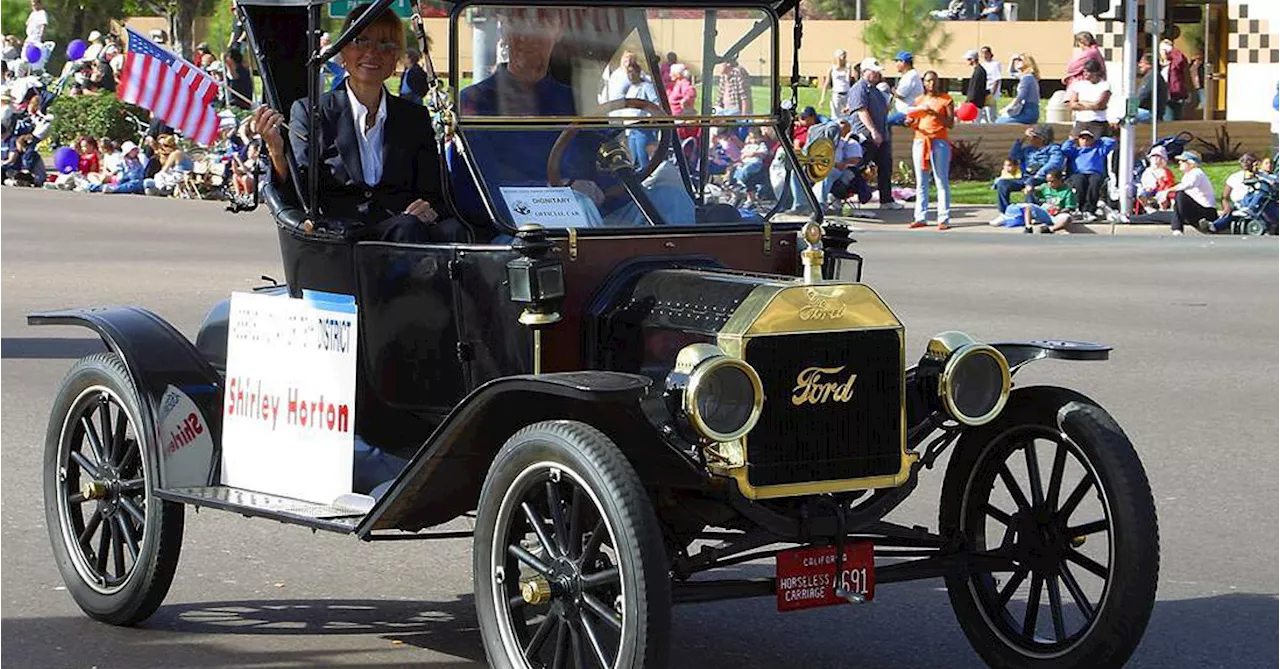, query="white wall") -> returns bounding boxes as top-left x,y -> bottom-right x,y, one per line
1225,0 -> 1280,124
